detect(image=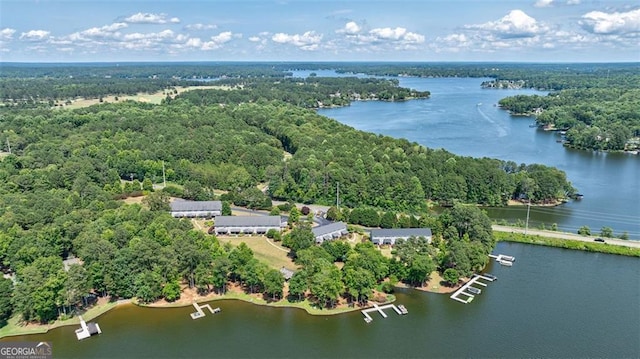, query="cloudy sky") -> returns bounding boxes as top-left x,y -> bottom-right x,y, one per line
1,0 -> 638,62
